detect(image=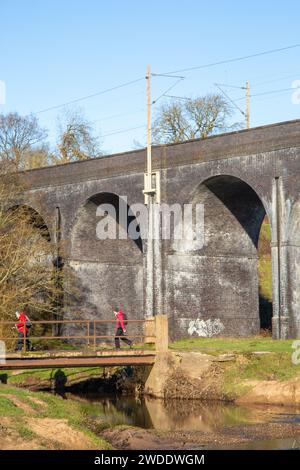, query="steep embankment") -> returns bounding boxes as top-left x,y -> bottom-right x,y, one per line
144,337 -> 300,405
